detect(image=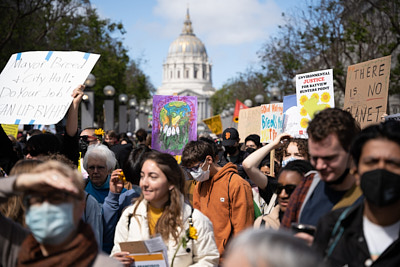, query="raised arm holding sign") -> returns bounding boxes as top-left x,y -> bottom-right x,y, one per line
0,51 -> 100,125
